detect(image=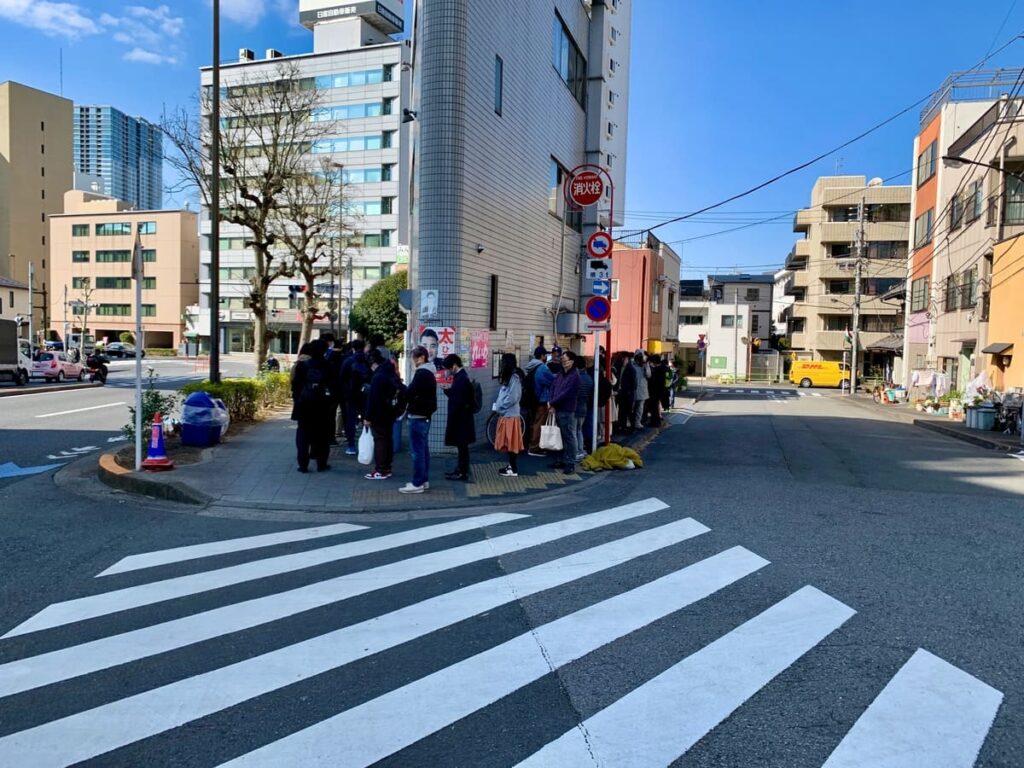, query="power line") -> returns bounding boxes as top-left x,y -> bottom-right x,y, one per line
622,31 -> 1024,243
